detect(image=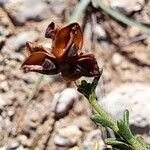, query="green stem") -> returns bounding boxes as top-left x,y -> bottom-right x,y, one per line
130,137 -> 147,150
89,92 -> 119,133
93,0 -> 150,35
89,92 -> 148,150
78,75 -> 148,150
